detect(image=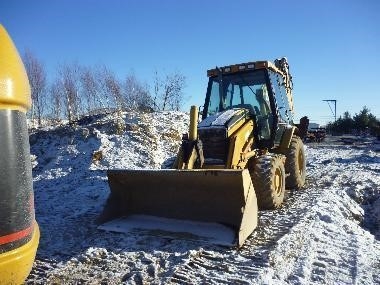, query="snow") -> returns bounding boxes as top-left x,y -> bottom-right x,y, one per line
26,110 -> 380,284
99,215 -> 236,246
198,109 -> 238,128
